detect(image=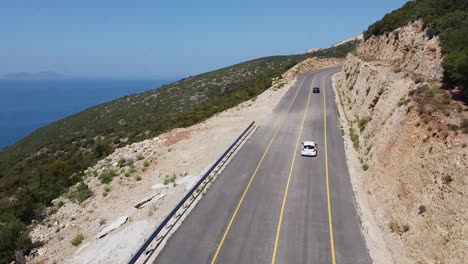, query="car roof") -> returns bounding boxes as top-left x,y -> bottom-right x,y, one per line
303,141 -> 316,145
